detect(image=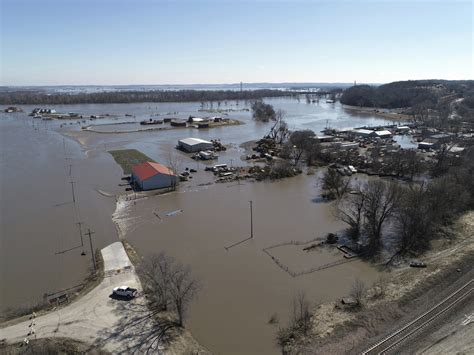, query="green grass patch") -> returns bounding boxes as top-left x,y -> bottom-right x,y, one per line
108,149 -> 155,174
